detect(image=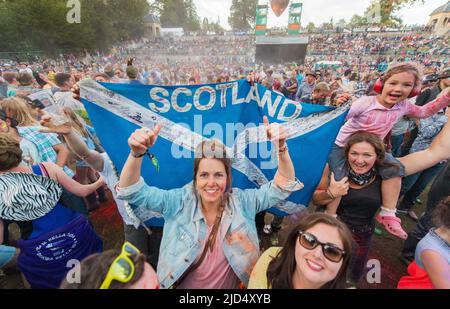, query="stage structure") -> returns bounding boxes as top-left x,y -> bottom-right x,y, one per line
255,1 -> 307,64
255,36 -> 309,64
255,0 -> 303,36
288,1 -> 303,35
